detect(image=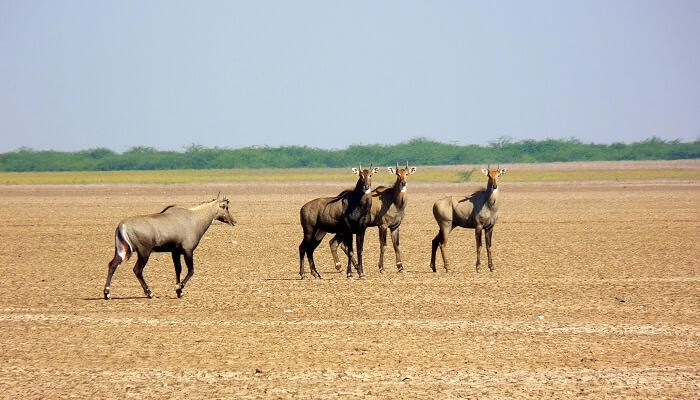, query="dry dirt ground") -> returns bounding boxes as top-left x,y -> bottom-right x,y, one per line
0,163 -> 698,398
